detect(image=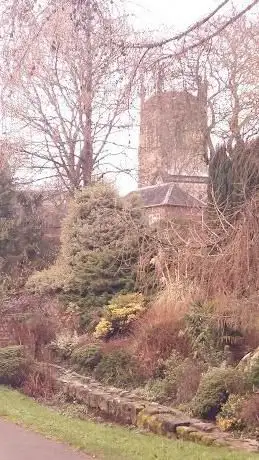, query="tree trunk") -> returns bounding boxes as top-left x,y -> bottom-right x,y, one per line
78,0 -> 93,186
